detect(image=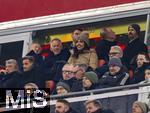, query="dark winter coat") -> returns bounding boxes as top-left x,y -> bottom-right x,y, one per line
21,66 -> 46,88
96,39 -> 117,64
44,48 -> 70,82
98,68 -> 129,88
44,48 -> 70,69
26,50 -> 44,67
129,63 -> 150,84
123,38 -> 148,69
92,109 -> 115,113
71,79 -> 83,92
95,58 -> 128,79
95,64 -> 128,79
0,71 -> 21,88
